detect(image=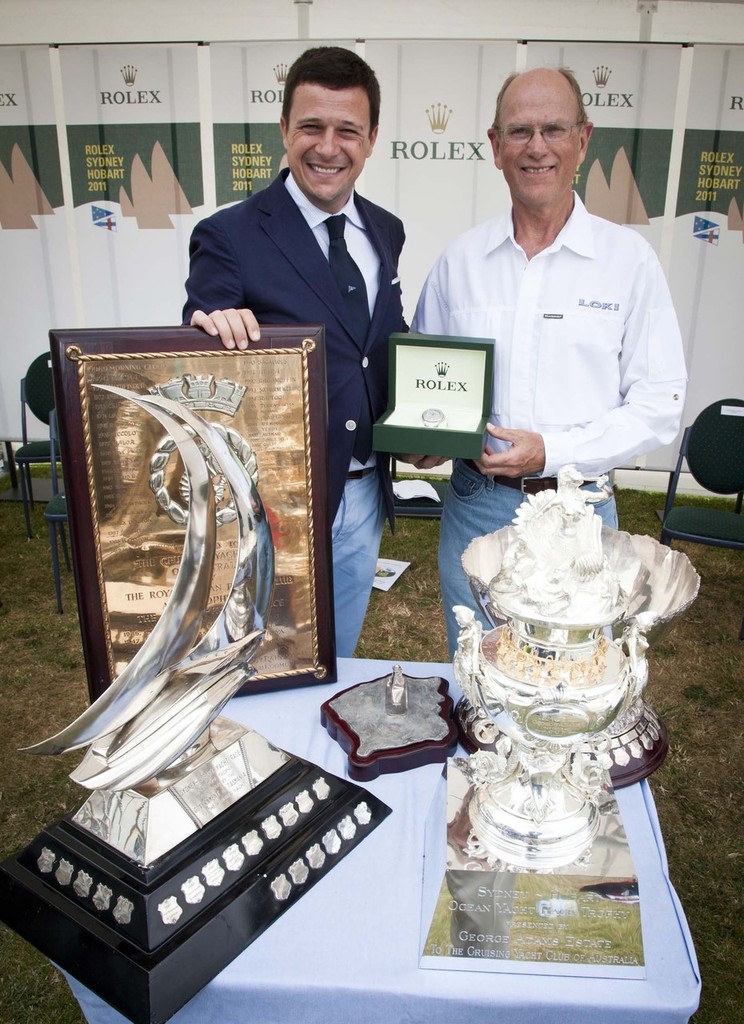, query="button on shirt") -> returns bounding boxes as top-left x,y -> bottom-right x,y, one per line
412,195 -> 687,477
